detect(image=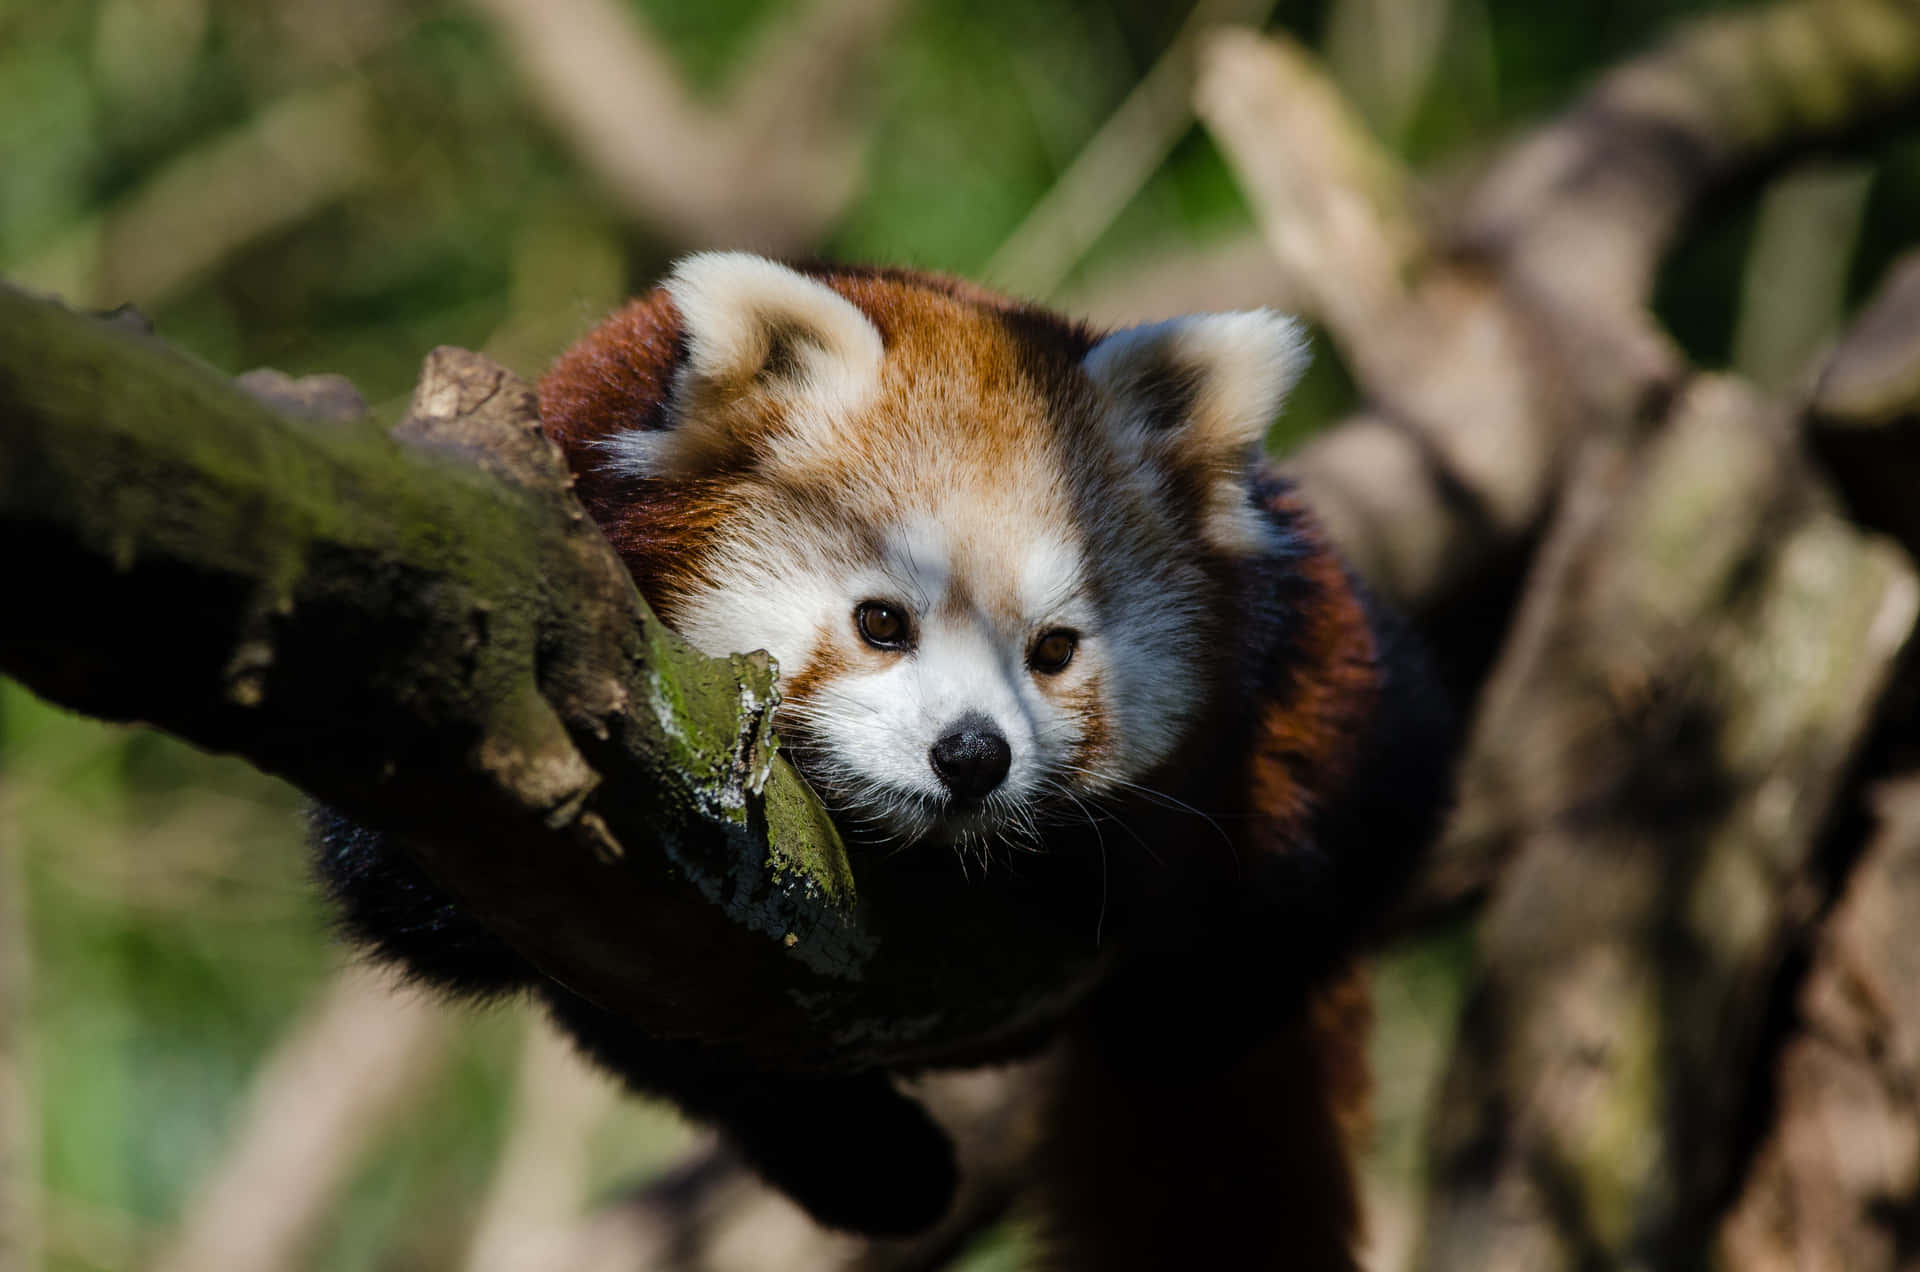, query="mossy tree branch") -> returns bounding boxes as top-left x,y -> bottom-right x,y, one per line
0,287 -> 1108,1072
